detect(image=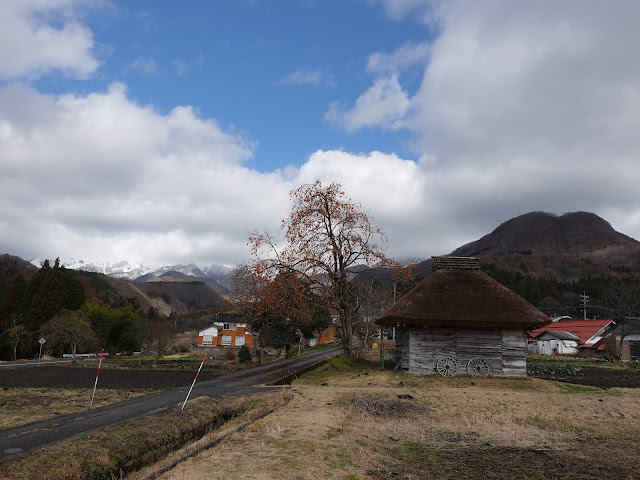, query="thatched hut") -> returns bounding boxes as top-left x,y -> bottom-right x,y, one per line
376,256 -> 551,377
